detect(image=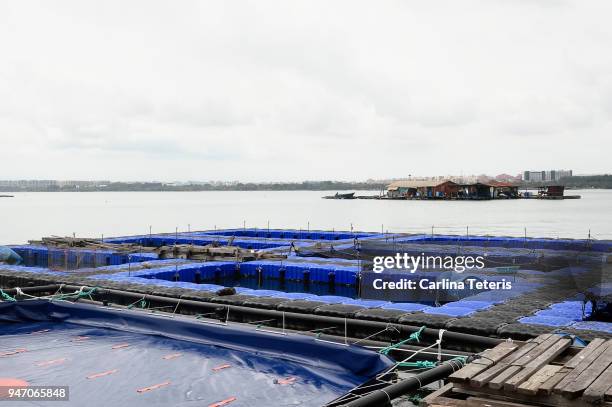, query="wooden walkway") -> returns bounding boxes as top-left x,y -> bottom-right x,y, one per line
421,334 -> 612,407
